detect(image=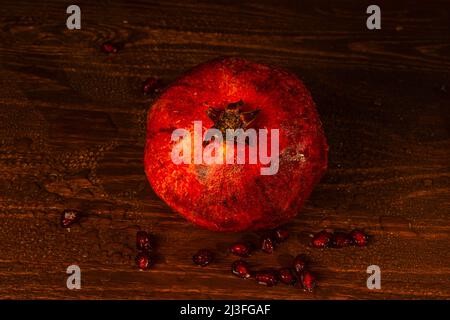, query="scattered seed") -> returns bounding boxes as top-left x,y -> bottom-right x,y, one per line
261,235 -> 275,254
349,229 -> 369,247
60,209 -> 82,228
136,231 -> 152,252
255,270 -> 278,287
231,260 -> 252,279
311,230 -> 332,248
142,77 -> 163,95
293,254 -> 307,273
278,268 -> 297,285
300,270 -> 316,292
273,228 -> 289,242
193,249 -> 213,267
135,252 -> 152,270
101,41 -> 119,54
331,232 -> 353,248
230,242 -> 252,257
